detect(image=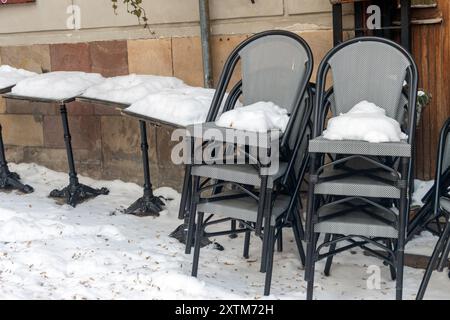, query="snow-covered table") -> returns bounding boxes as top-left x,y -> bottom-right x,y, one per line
76,75 -> 188,216
2,72 -> 109,207
0,65 -> 38,193
75,96 -> 166,216
0,86 -> 34,194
